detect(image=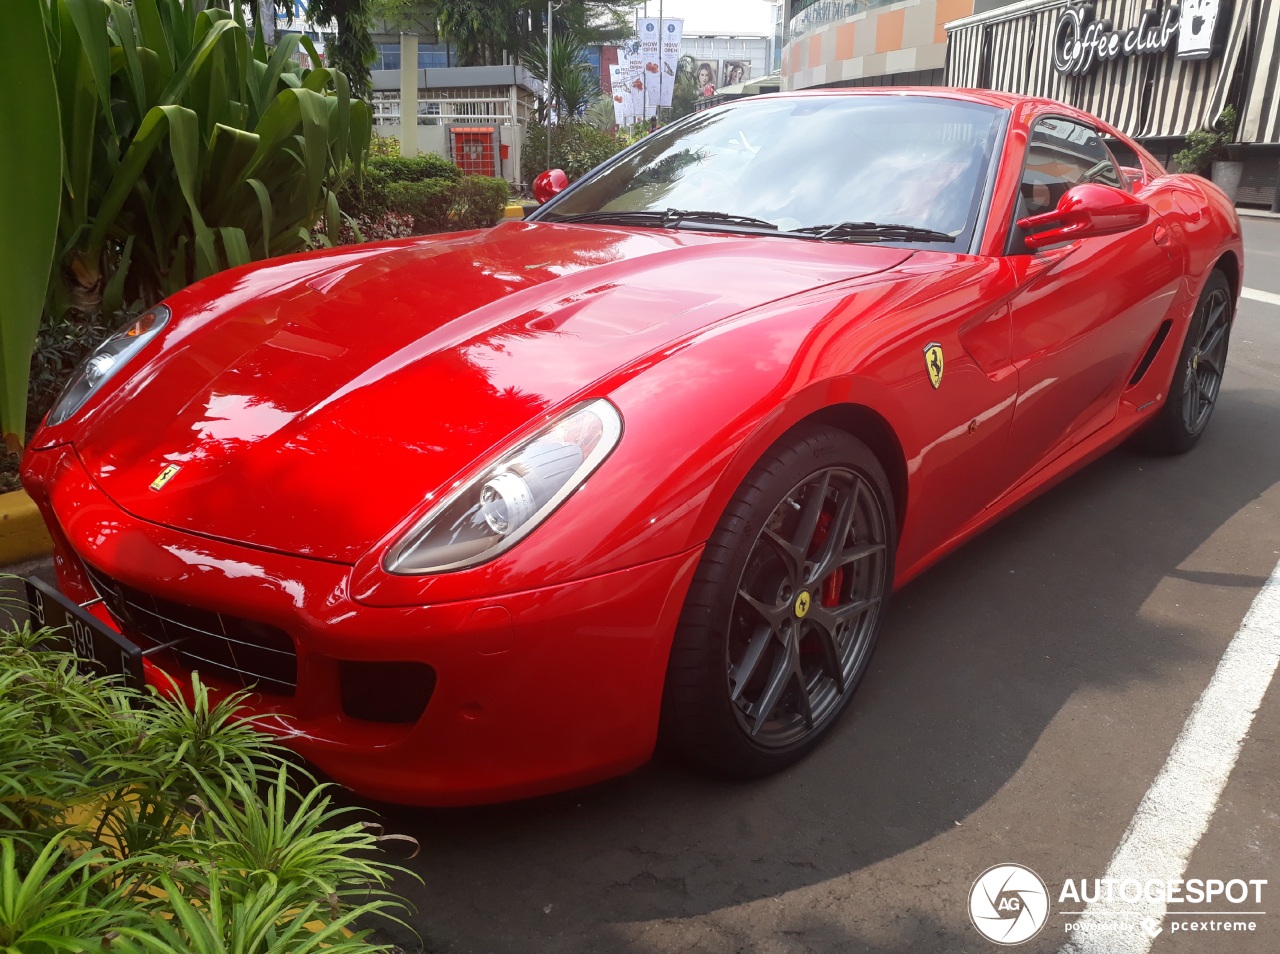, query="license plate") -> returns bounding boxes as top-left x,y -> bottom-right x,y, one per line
23,577 -> 144,687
